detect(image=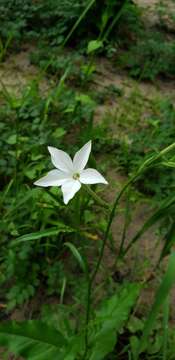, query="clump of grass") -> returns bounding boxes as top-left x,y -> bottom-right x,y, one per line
118,31 -> 175,80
